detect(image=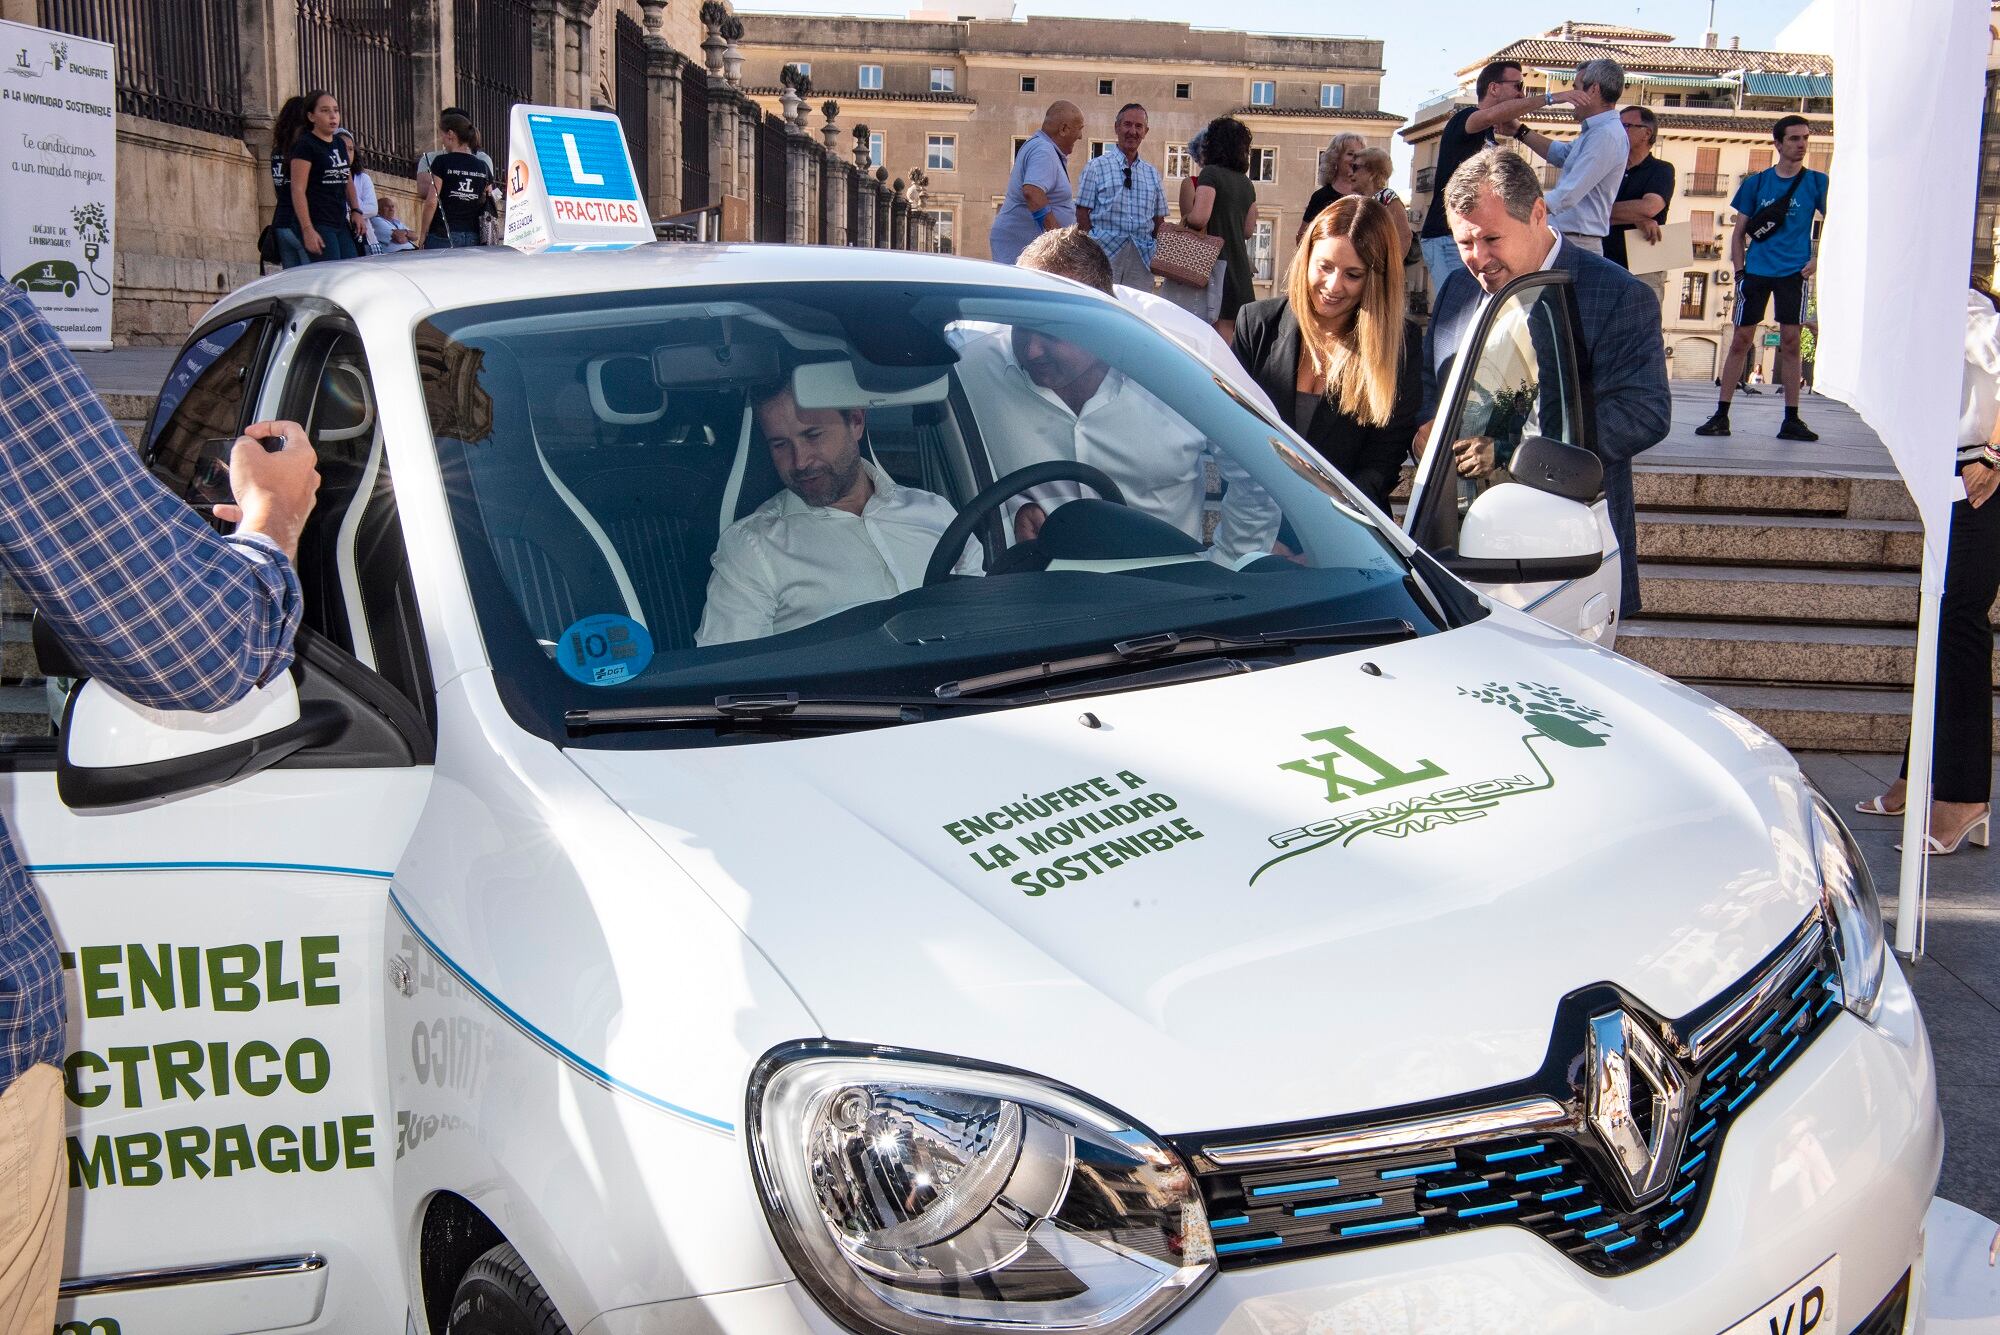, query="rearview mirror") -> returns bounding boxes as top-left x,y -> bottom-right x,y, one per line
58,675 -> 342,810
1442,484 -> 1605,584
